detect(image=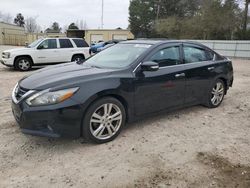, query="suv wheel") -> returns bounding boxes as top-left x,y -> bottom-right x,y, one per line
14,57 -> 32,71
72,55 -> 85,62
82,97 -> 126,144
206,79 -> 225,108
